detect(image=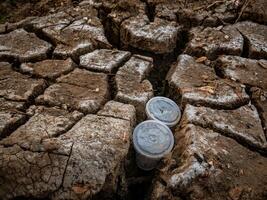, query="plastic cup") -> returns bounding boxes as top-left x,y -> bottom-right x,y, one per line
146,96 -> 181,127
133,120 -> 174,170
